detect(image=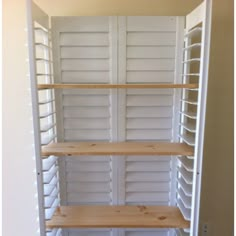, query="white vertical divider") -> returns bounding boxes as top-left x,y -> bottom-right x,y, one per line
110,15 -> 118,204
117,16 -> 127,236
110,16 -> 119,236
190,1 -> 212,235
26,1 -> 46,234
51,20 -> 67,206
